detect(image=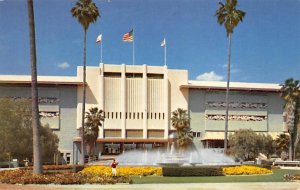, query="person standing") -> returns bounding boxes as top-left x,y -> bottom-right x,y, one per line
111,159 -> 118,177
